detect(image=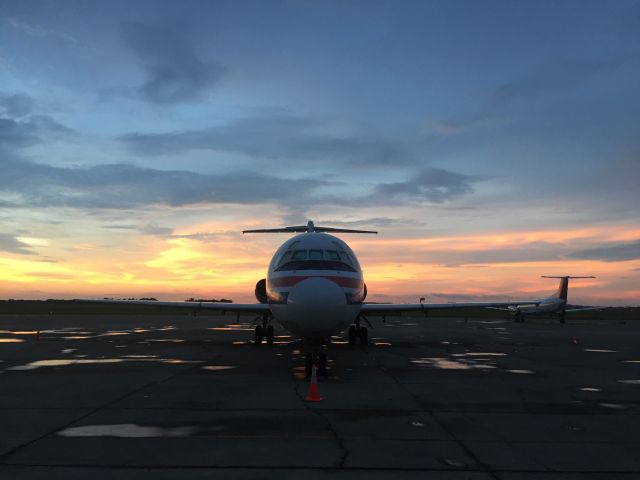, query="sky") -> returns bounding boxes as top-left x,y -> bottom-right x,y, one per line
0,0 -> 639,305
